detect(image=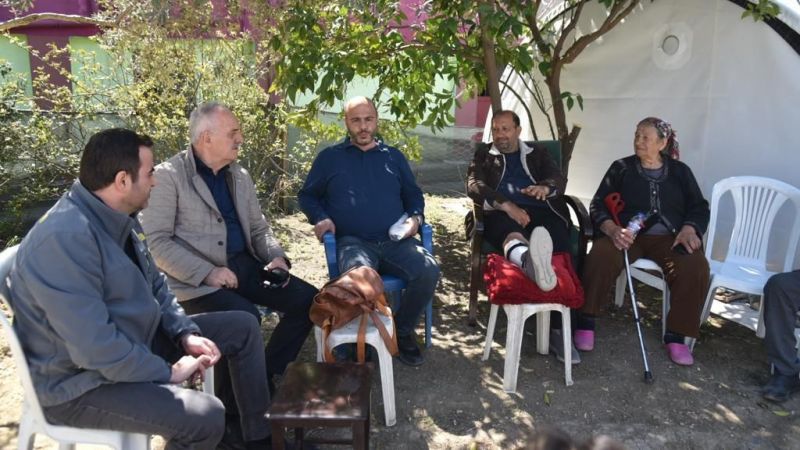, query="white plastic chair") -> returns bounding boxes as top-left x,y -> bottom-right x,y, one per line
482,303 -> 573,392
314,312 -> 397,426
0,245 -> 150,450
614,258 -> 670,340
700,176 -> 800,338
